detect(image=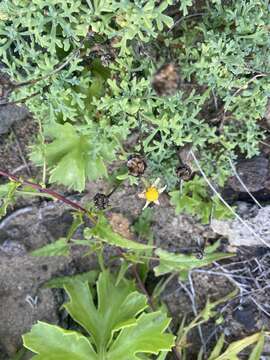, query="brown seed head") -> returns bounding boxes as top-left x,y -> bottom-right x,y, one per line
176,164 -> 193,181
127,155 -> 147,177
93,193 -> 109,210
